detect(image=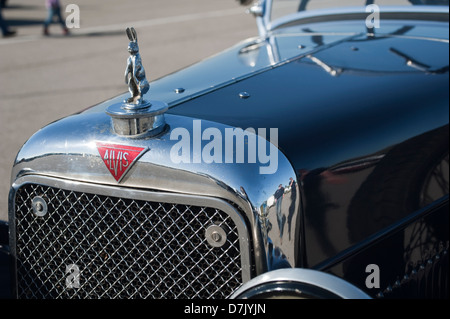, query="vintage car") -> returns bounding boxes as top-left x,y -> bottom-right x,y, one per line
4,0 -> 449,299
